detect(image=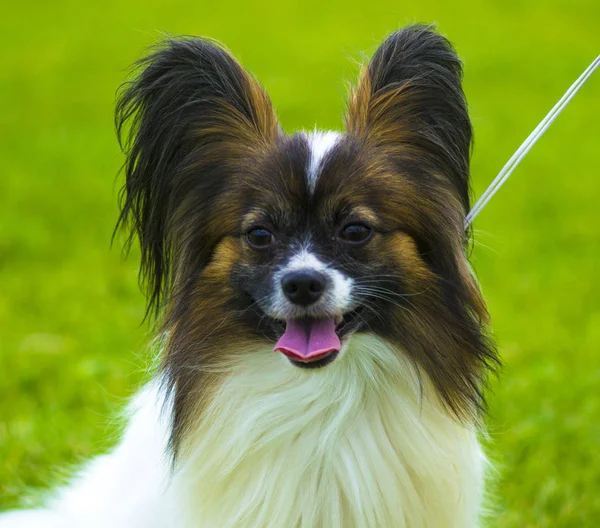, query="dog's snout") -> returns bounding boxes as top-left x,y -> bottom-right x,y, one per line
281,270 -> 326,306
